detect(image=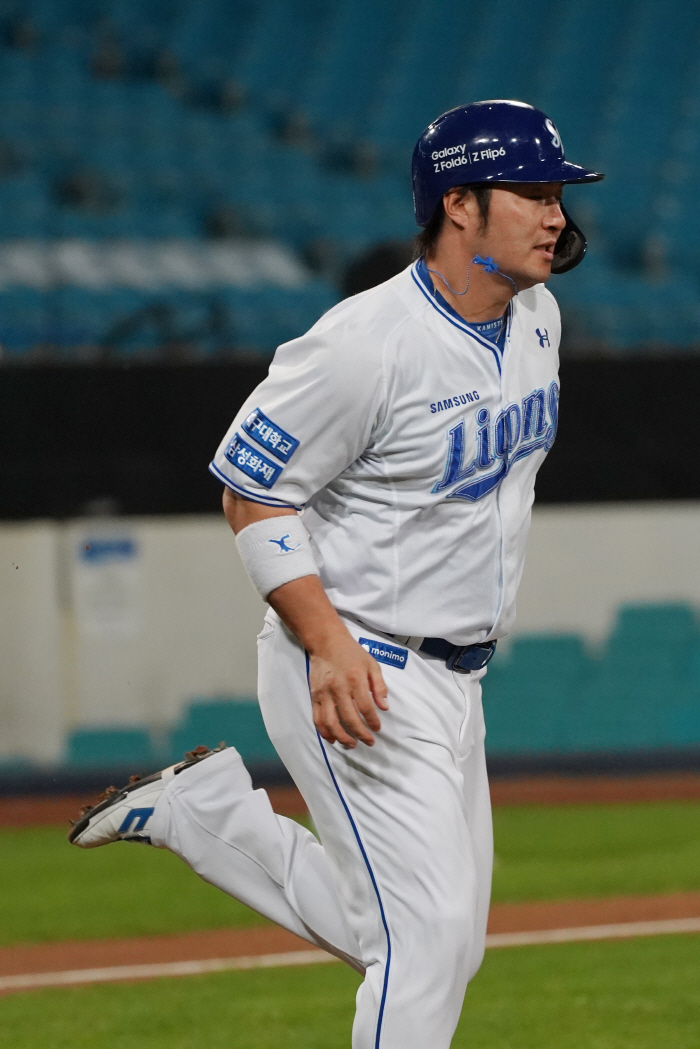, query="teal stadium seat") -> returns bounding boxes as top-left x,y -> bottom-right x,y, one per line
66,727 -> 156,769
0,288 -> 49,356
1,0 -> 700,355
168,697 -> 278,765
572,603 -> 700,751
483,603 -> 700,756
483,634 -> 592,754
671,639 -> 700,744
